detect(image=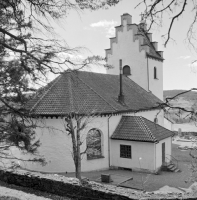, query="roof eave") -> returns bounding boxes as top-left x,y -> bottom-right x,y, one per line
29,106 -> 162,117
157,134 -> 174,142
110,138 -> 156,143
